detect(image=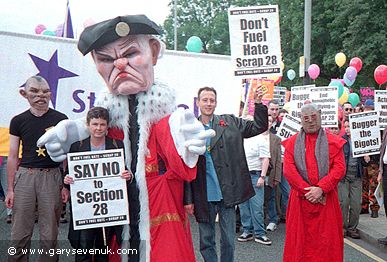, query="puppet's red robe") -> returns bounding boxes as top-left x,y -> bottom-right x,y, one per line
146,116 -> 196,262
282,132 -> 346,262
